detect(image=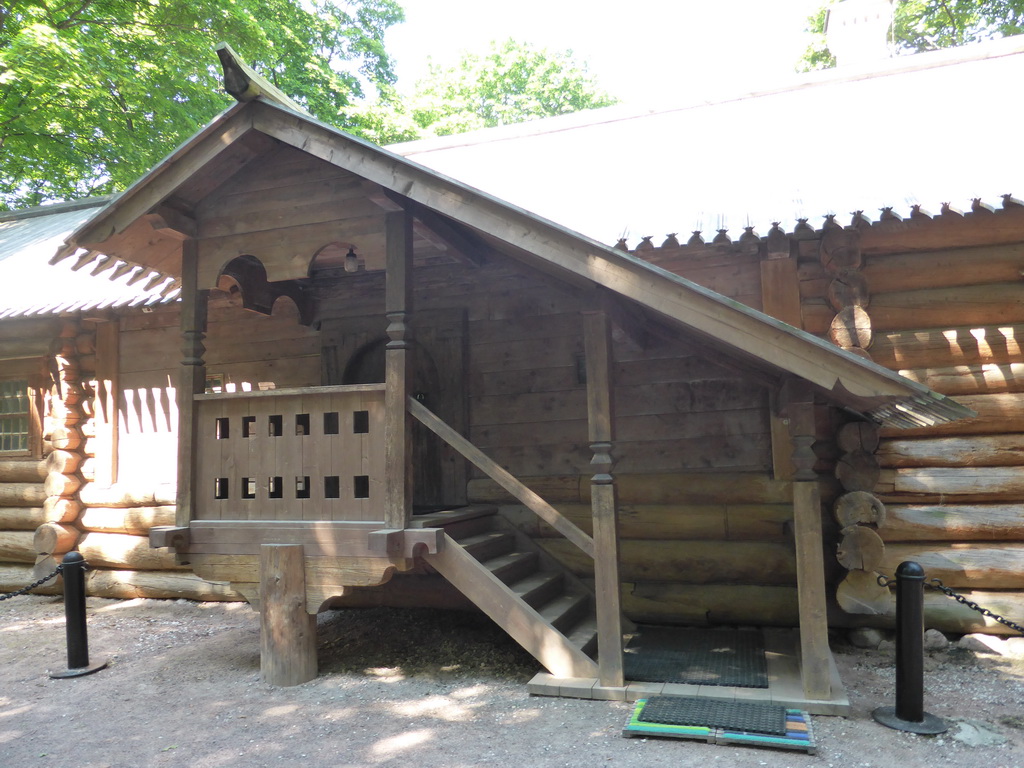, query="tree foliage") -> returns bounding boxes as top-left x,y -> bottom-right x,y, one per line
0,0 -> 403,209
407,38 -> 618,137
801,0 -> 1024,70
